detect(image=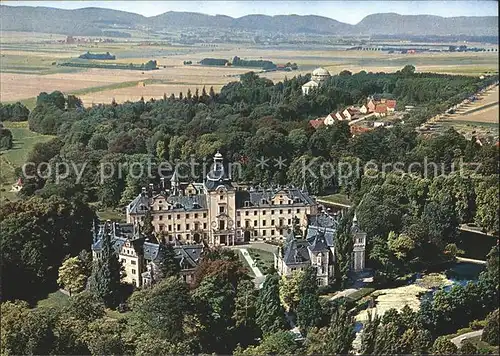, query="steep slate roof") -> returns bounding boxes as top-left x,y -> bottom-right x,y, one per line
127,193 -> 150,215
308,230 -> 329,252
282,231 -> 311,265
167,194 -> 207,210
93,222 -> 203,269
235,187 -> 315,208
